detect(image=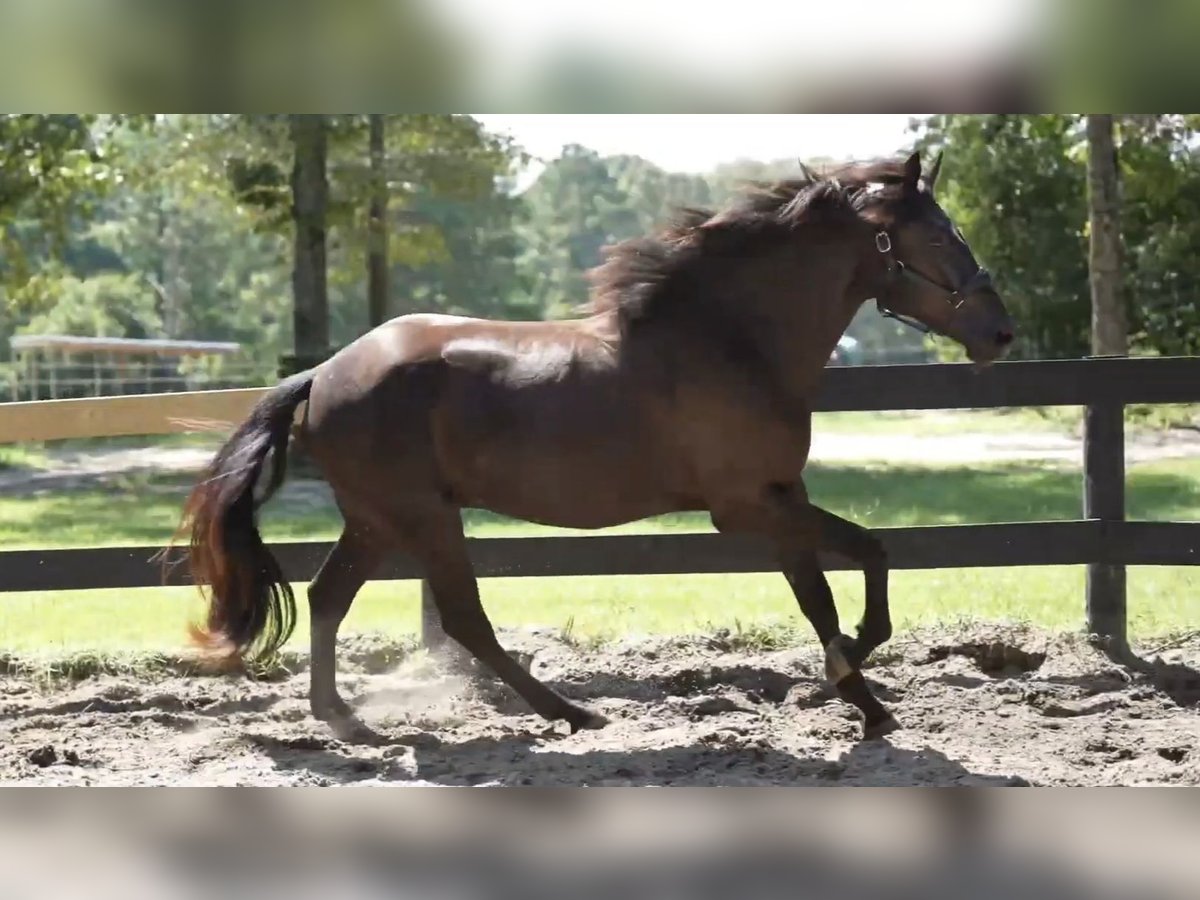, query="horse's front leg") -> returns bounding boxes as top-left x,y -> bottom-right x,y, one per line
712,481 -> 897,739
760,481 -> 893,665
784,550 -> 897,738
